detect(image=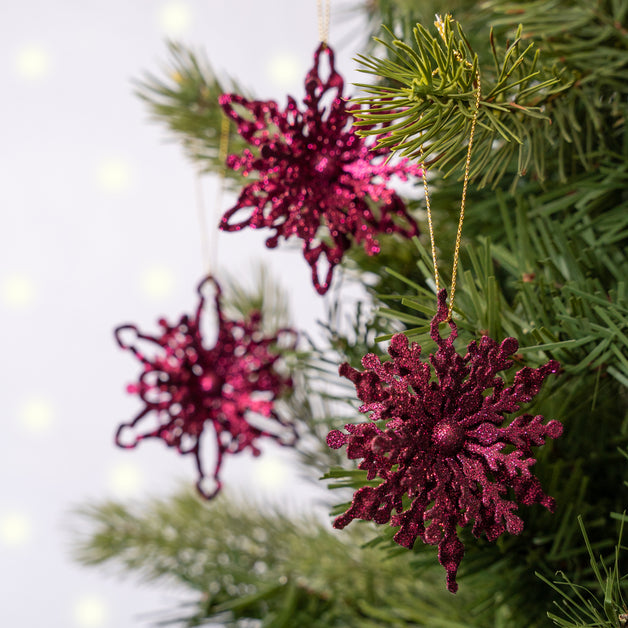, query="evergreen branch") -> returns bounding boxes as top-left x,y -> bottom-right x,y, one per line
135,41 -> 249,185
538,515 -> 628,627
377,208 -> 628,386
70,491 -> 475,627
482,0 -> 628,175
358,0 -> 628,183
217,263 -> 292,335
290,278 -> 409,473
351,15 -> 566,186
